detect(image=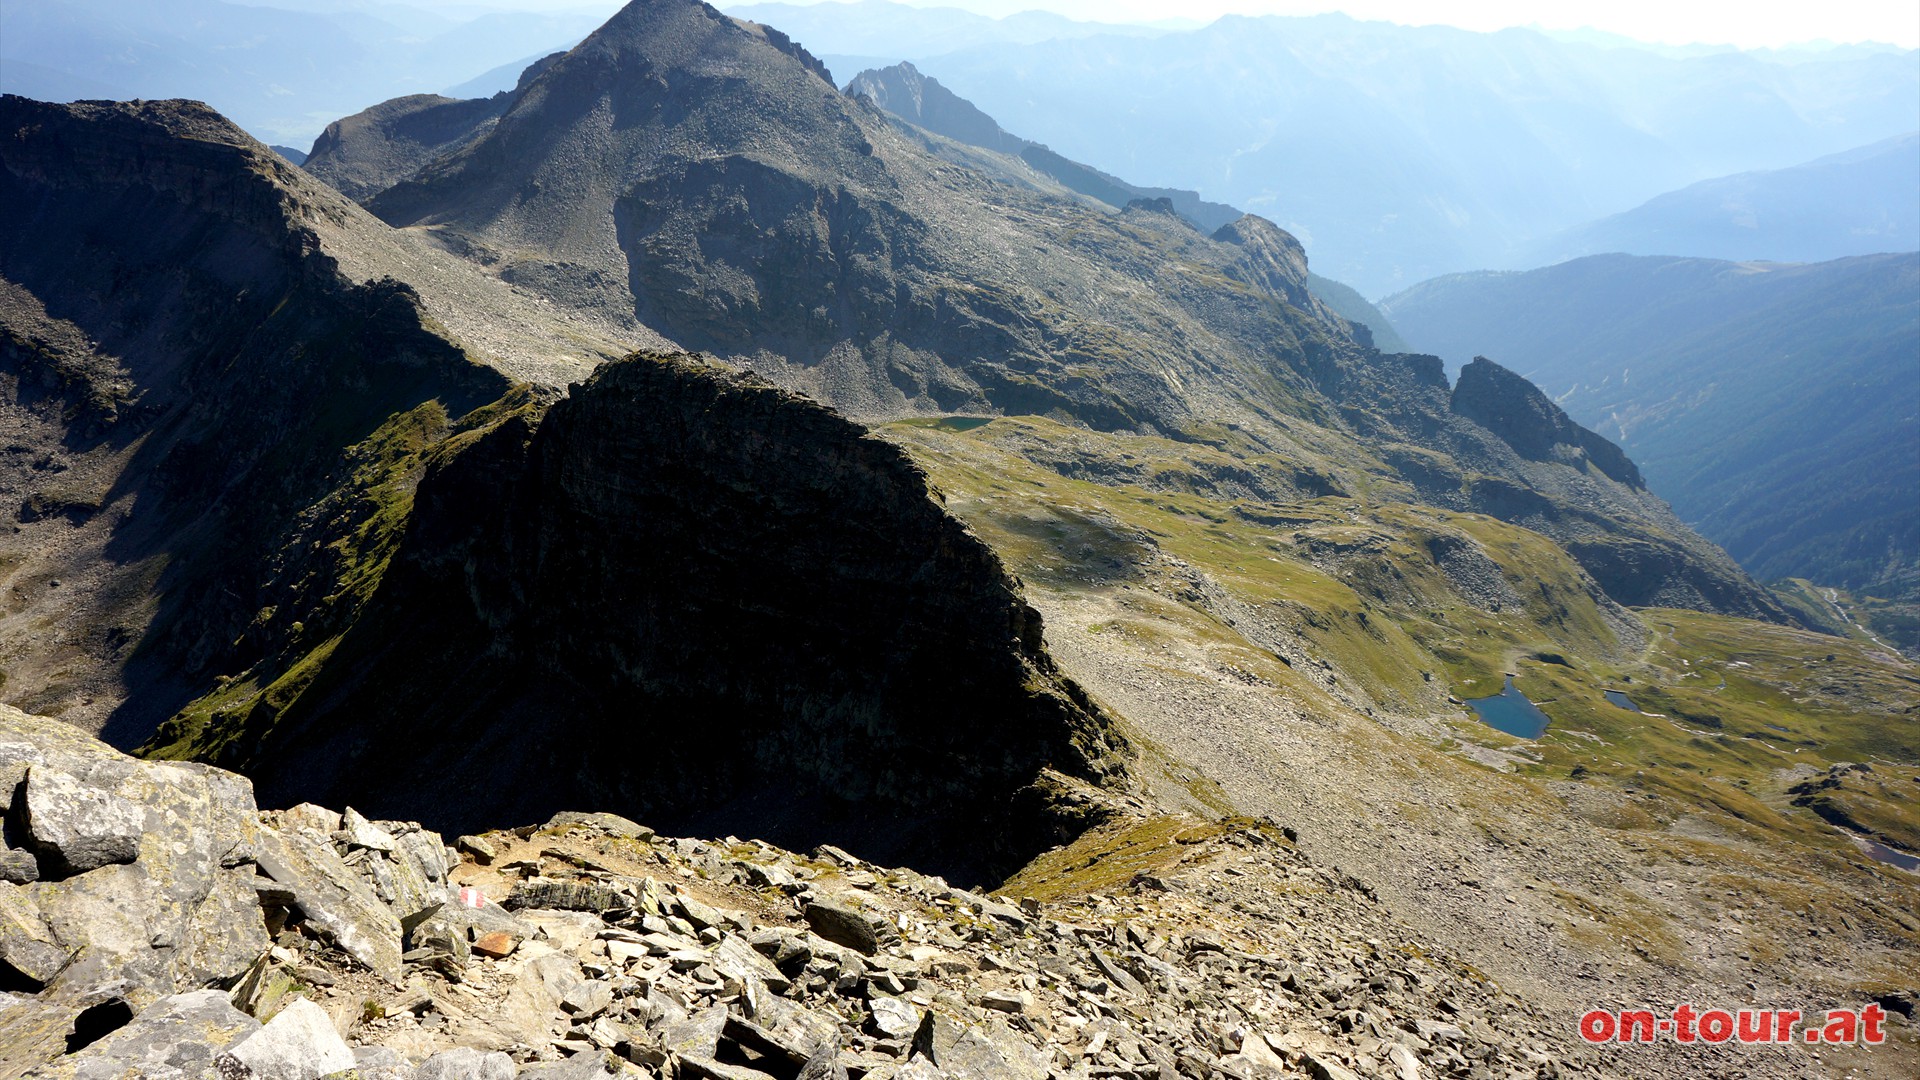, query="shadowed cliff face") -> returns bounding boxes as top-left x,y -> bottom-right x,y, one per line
0,95 -> 512,737
175,353 -> 1130,886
